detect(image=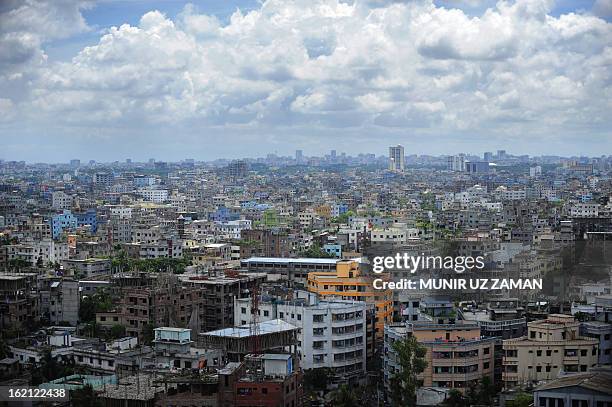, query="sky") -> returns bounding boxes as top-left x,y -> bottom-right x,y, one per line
0,0 -> 611,163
